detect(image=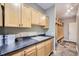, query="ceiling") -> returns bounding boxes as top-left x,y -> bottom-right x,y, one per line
56,3 -> 78,19
37,3 -> 54,10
